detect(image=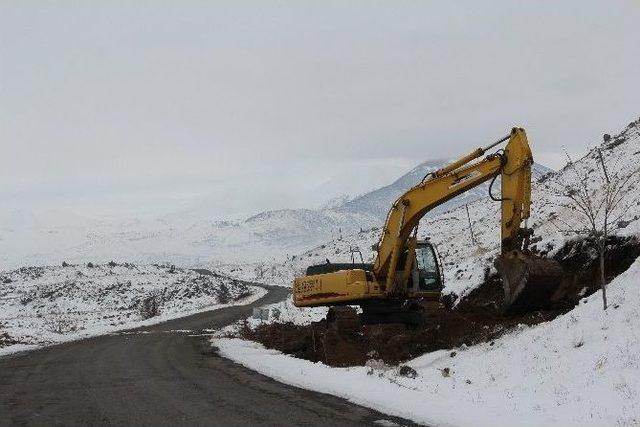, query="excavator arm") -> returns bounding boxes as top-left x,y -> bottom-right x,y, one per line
374,128 -> 534,295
